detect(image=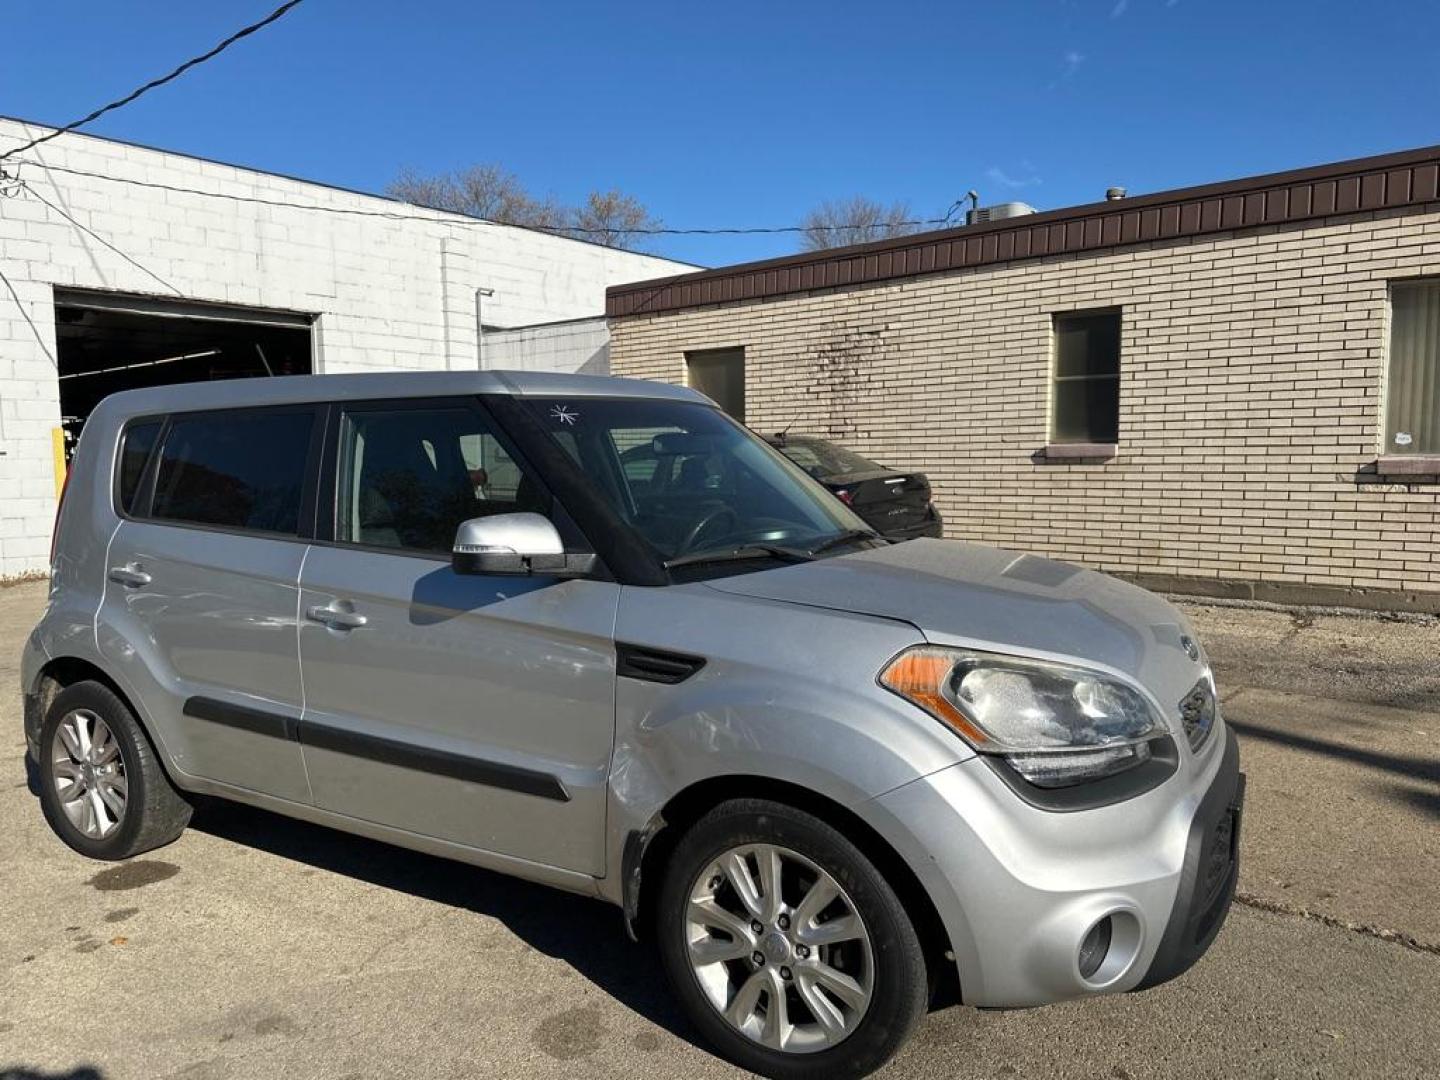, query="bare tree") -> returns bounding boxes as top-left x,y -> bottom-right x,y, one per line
387,167 -> 658,250
569,188 -> 660,249
799,196 -> 920,251
387,164 -> 566,231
